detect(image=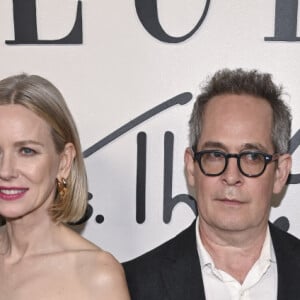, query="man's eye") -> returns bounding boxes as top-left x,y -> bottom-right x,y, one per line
206,151 -> 224,160
244,152 -> 263,162
212,151 -> 223,158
